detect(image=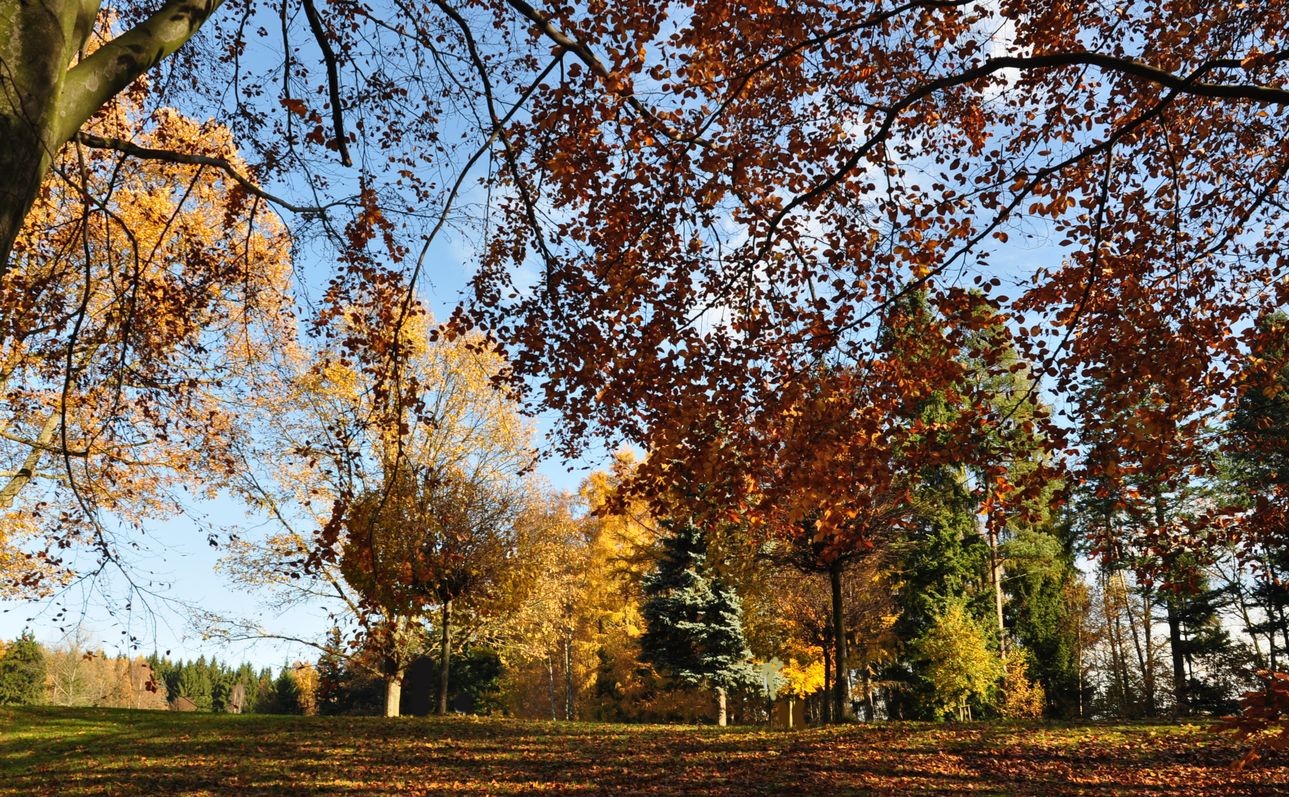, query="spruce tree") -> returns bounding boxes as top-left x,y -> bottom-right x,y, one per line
0,631 -> 45,705
640,519 -> 755,725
